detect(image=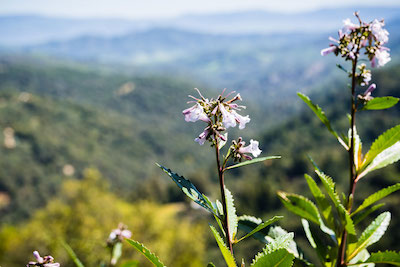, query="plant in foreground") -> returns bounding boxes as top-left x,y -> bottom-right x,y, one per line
279,12 -> 400,267
27,251 -> 60,267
